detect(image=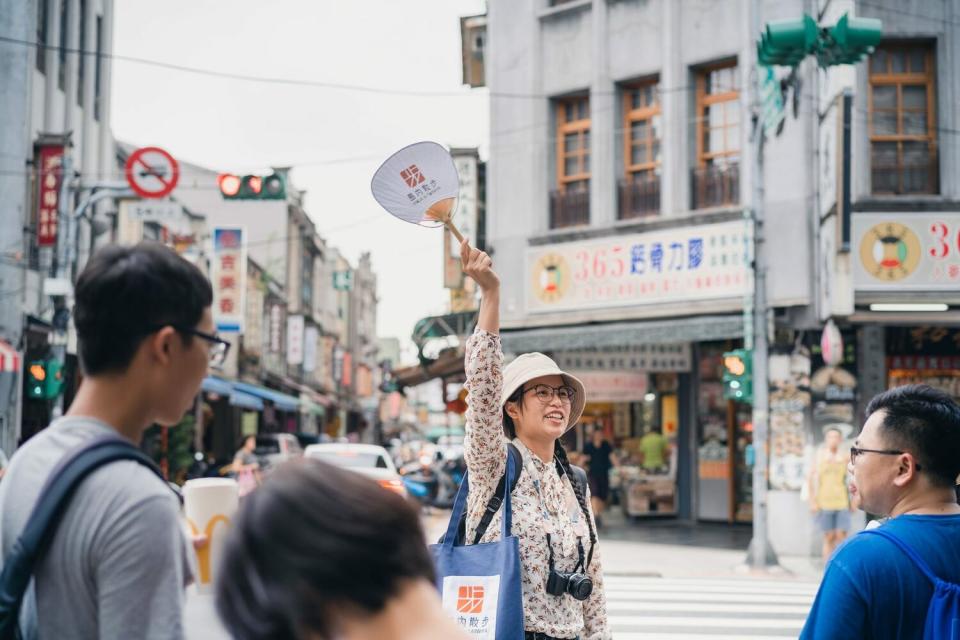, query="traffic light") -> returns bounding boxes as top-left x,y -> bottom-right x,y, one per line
26,358 -> 65,400
757,14 -> 818,66
217,173 -> 286,200
722,349 -> 753,404
818,13 -> 882,66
